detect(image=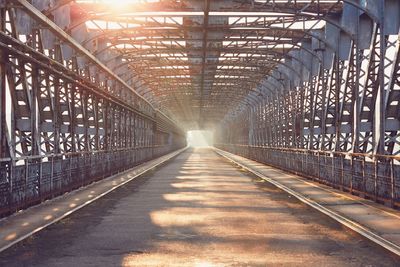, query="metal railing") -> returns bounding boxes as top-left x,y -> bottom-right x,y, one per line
216,144 -> 399,208
0,144 -> 184,218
